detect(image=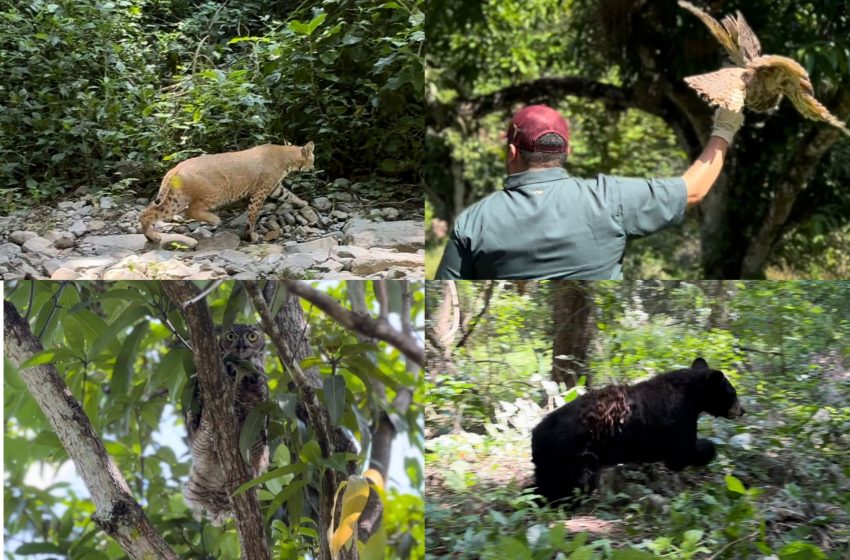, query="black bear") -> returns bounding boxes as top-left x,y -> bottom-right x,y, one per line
531,357 -> 744,505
